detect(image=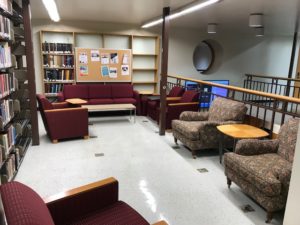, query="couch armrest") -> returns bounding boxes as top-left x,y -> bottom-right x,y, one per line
45,177 -> 118,225
57,92 -> 64,102
179,111 -> 209,121
52,102 -> 69,109
235,139 -> 279,156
